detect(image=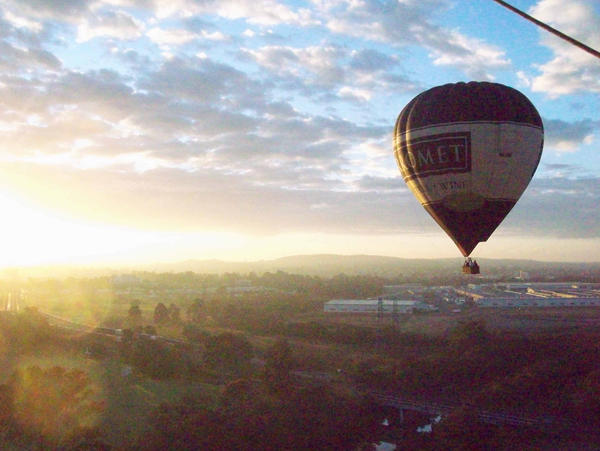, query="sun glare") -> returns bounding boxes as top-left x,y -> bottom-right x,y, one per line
0,191 -> 131,266
0,189 -> 254,267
